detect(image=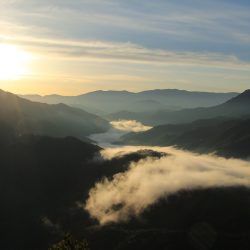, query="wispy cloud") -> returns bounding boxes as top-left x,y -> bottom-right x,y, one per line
1,35 -> 249,71
1,0 -> 249,47
1,0 -> 249,93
